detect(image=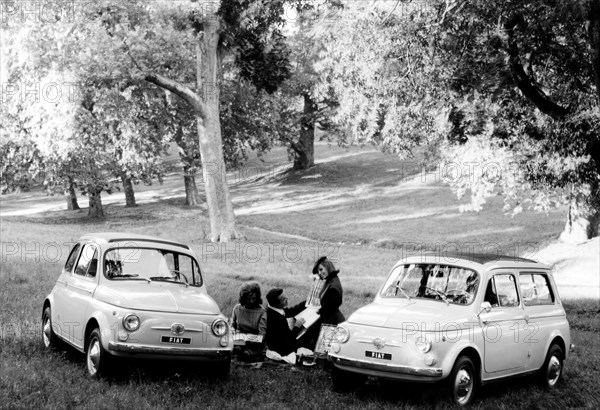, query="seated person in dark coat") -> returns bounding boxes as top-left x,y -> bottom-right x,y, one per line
264,288 -> 306,357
